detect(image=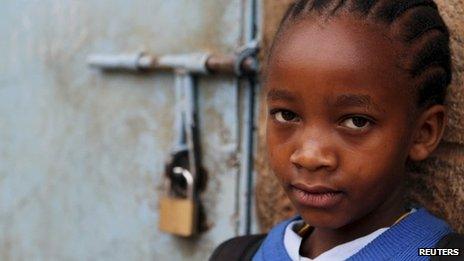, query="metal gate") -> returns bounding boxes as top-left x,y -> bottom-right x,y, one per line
0,1 -> 260,260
